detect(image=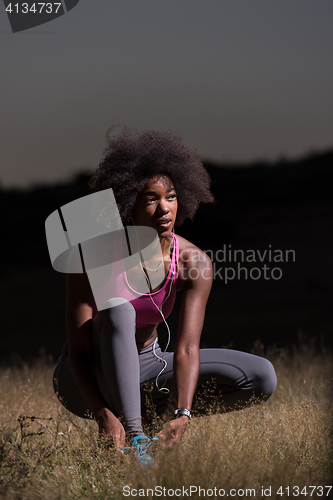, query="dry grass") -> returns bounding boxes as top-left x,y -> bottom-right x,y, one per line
0,344 -> 332,500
